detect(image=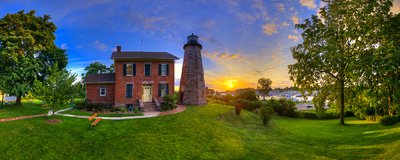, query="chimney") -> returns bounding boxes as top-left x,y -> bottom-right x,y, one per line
116,46 -> 121,52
